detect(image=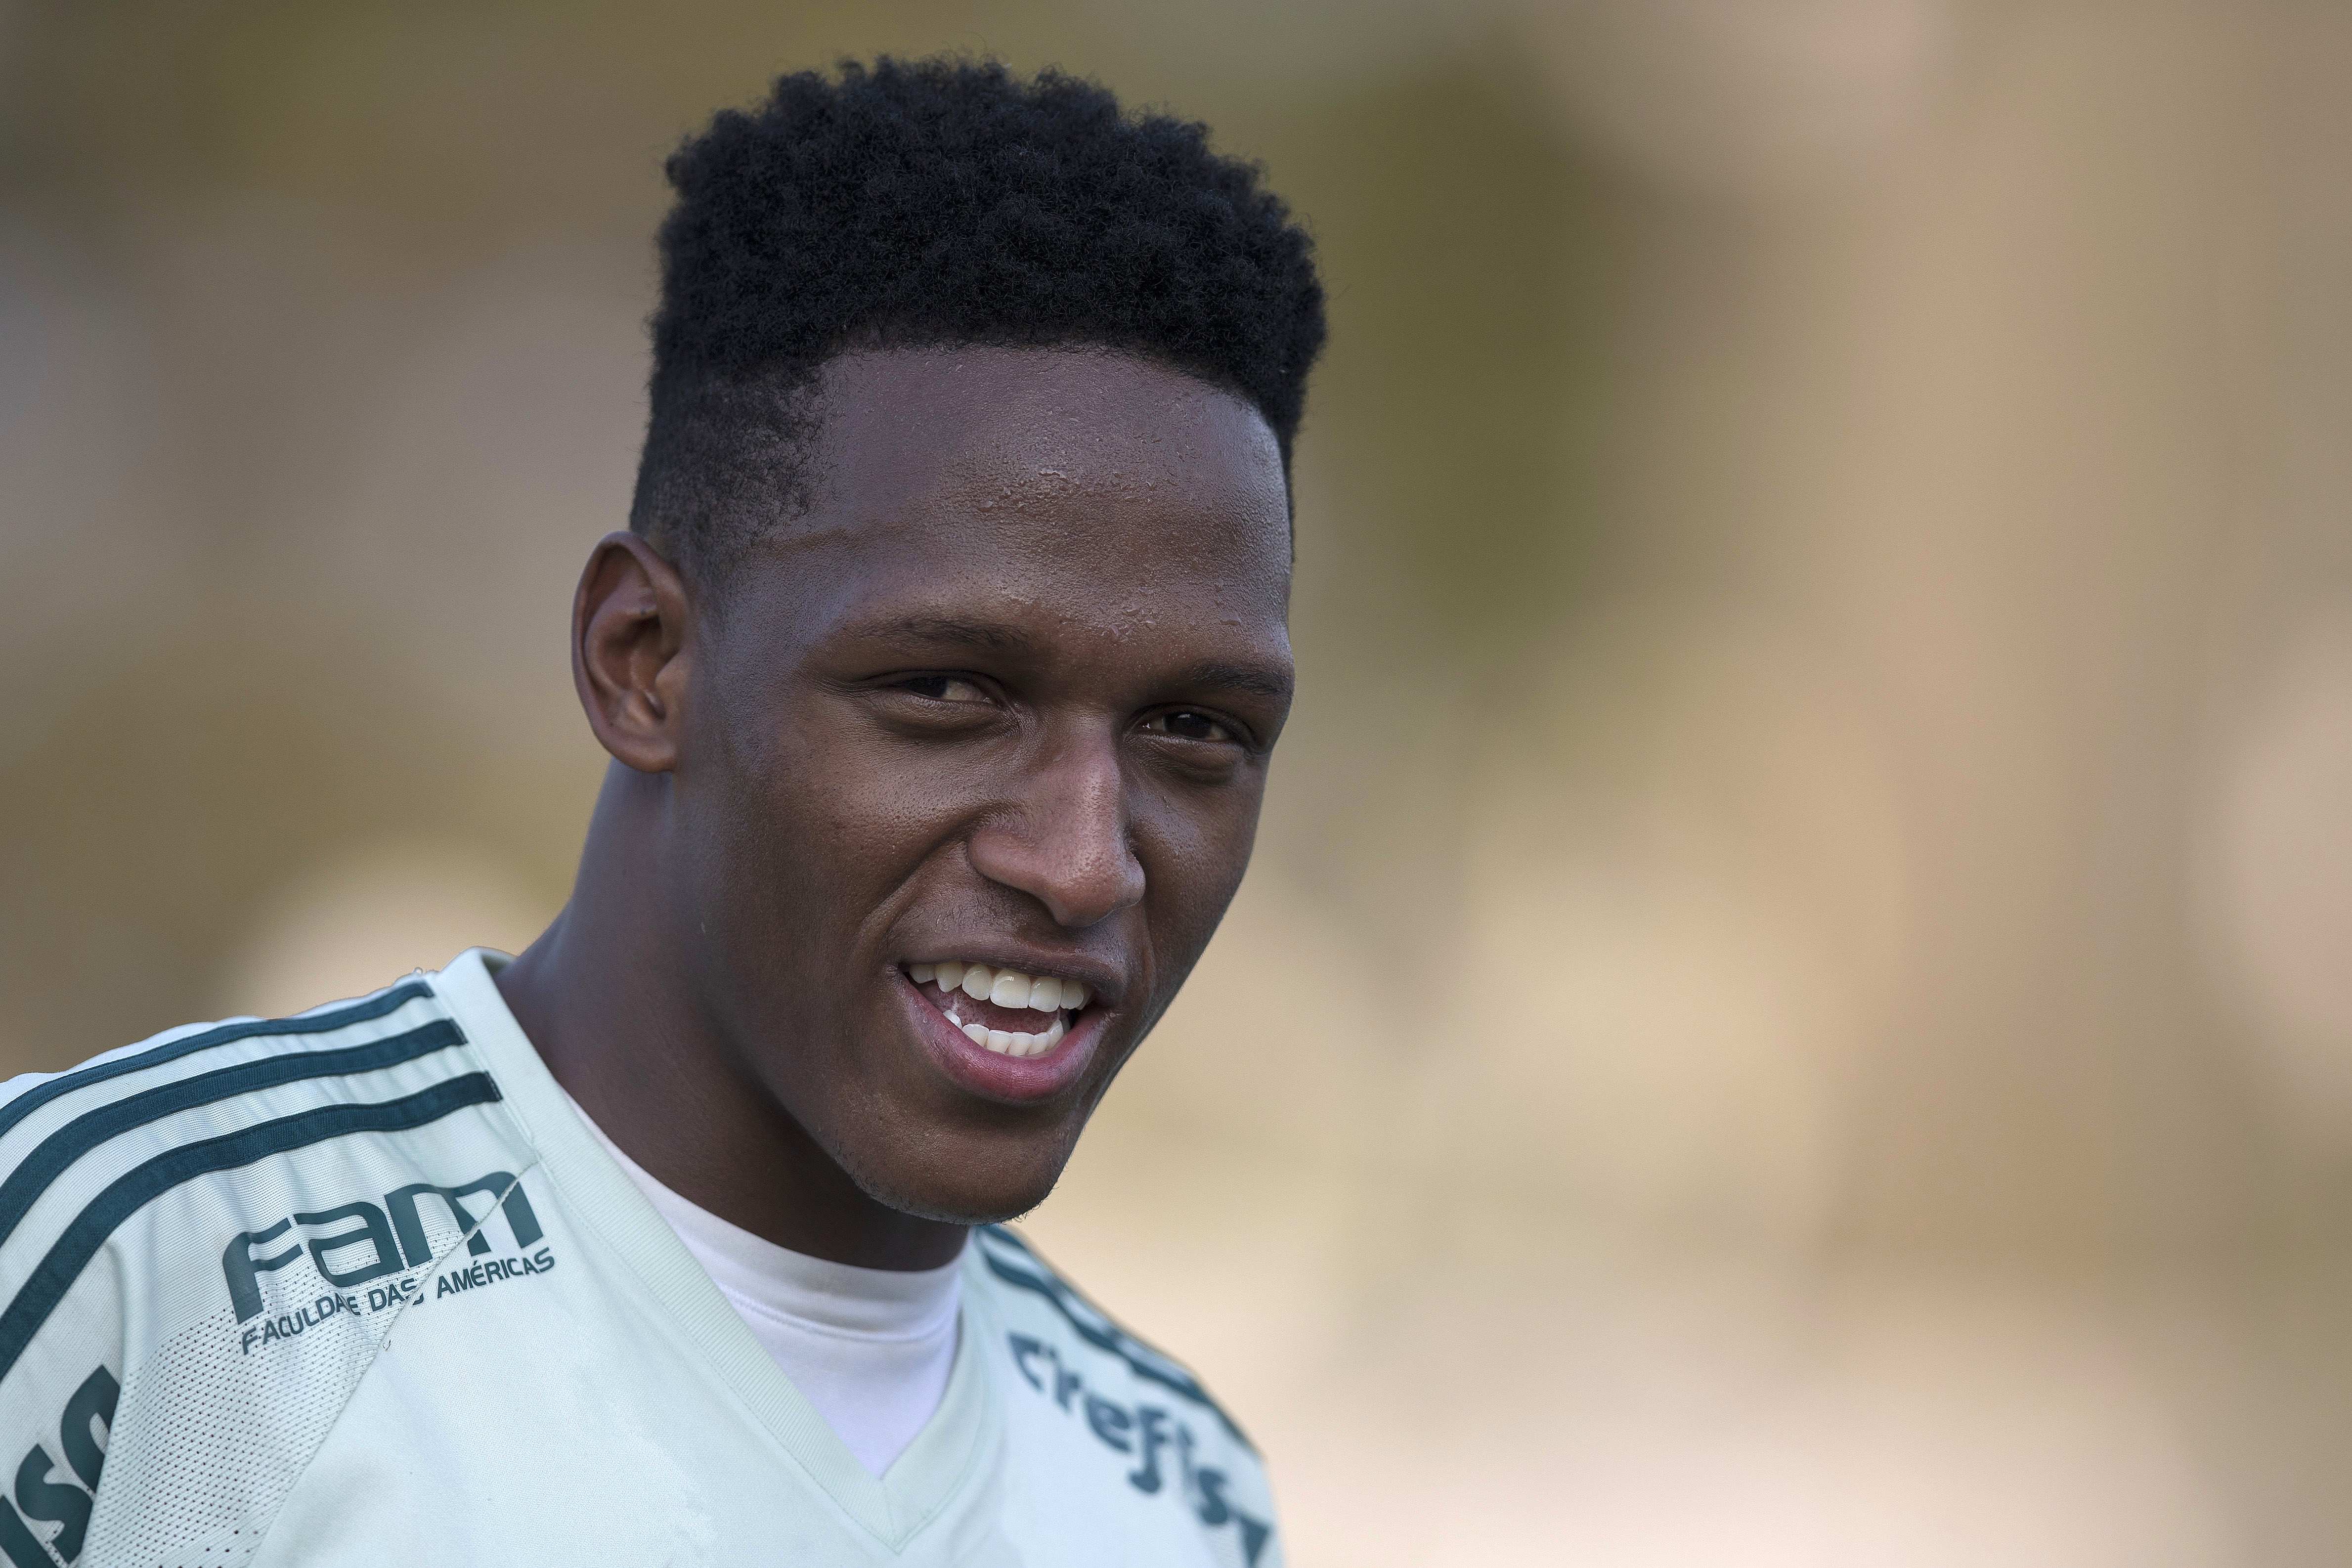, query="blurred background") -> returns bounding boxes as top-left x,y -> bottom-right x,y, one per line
4,0 -> 2351,1561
